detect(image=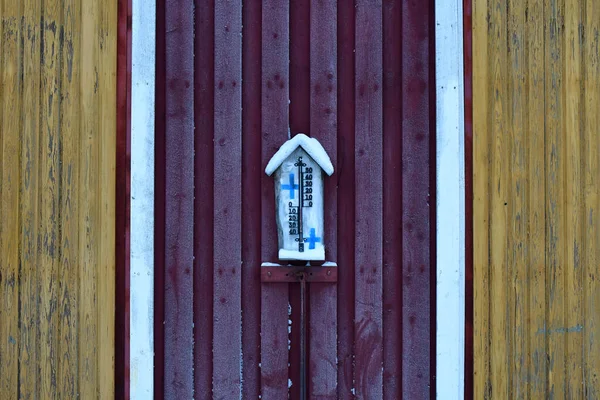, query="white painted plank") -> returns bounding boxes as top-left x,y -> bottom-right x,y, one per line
130,0 -> 155,397
435,0 -> 466,398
